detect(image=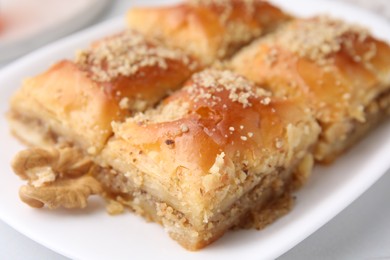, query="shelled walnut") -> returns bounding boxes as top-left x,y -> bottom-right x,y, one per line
12,146 -> 102,209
